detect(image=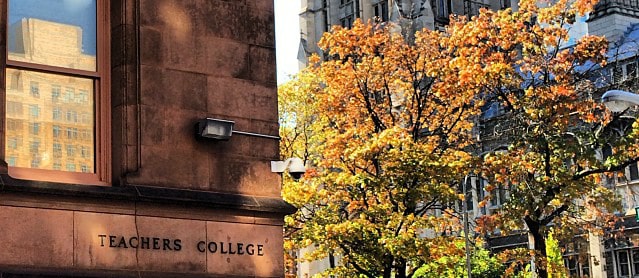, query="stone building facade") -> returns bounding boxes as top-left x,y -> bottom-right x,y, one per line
298,0 -> 515,67
0,0 -> 291,277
